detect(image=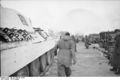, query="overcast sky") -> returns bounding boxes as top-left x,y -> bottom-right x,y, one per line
1,0 -> 120,35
